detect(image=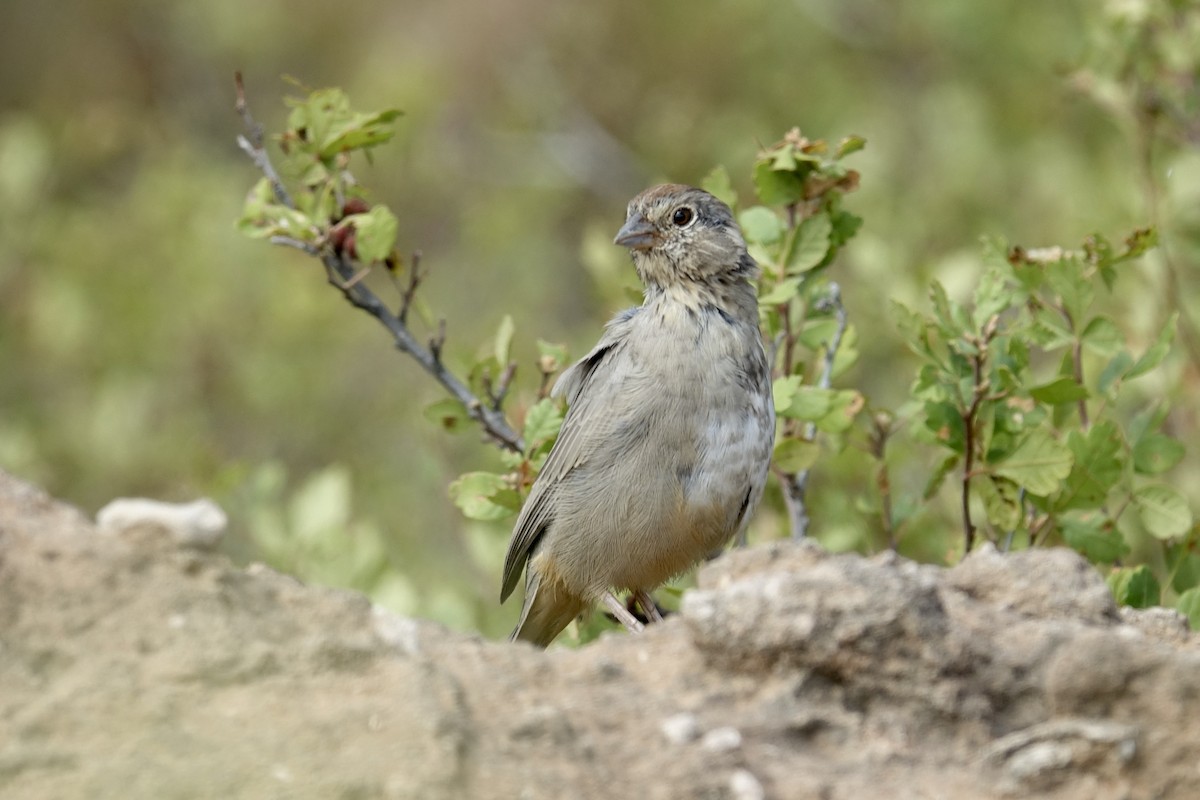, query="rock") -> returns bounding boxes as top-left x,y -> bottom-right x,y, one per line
1,468 -> 1197,799
96,497 -> 228,548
